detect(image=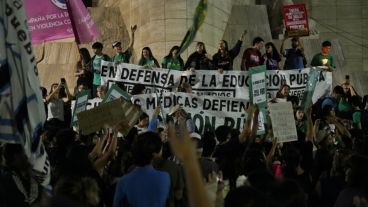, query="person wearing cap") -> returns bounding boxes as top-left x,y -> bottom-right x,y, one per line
190,132 -> 203,154
111,25 -> 137,64
280,33 -> 307,70
168,105 -> 196,133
